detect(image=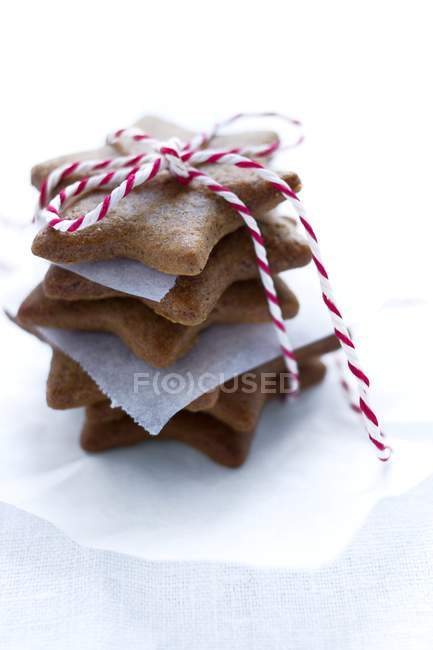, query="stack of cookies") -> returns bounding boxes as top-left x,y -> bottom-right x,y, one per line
16,116 -> 338,467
